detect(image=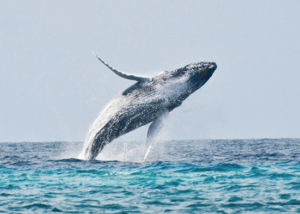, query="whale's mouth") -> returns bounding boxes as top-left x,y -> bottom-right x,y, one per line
209,62 -> 217,70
